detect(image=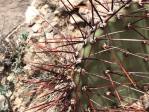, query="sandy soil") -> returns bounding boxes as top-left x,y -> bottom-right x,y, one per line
0,0 -> 30,36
